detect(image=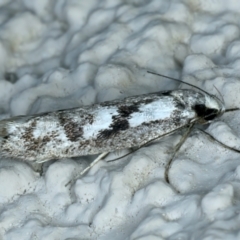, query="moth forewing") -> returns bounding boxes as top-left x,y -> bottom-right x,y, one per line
0,71 -> 239,185
0,89 -> 222,161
